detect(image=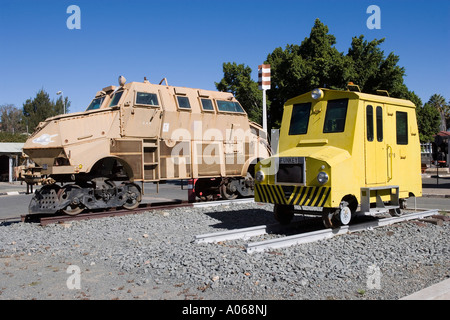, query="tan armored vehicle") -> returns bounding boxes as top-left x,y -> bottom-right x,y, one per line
23,76 -> 270,215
